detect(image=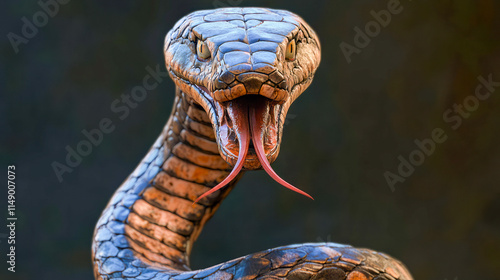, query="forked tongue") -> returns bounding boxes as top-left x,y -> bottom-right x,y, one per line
249,101 -> 313,200
194,98 -> 313,205
193,103 -> 250,204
